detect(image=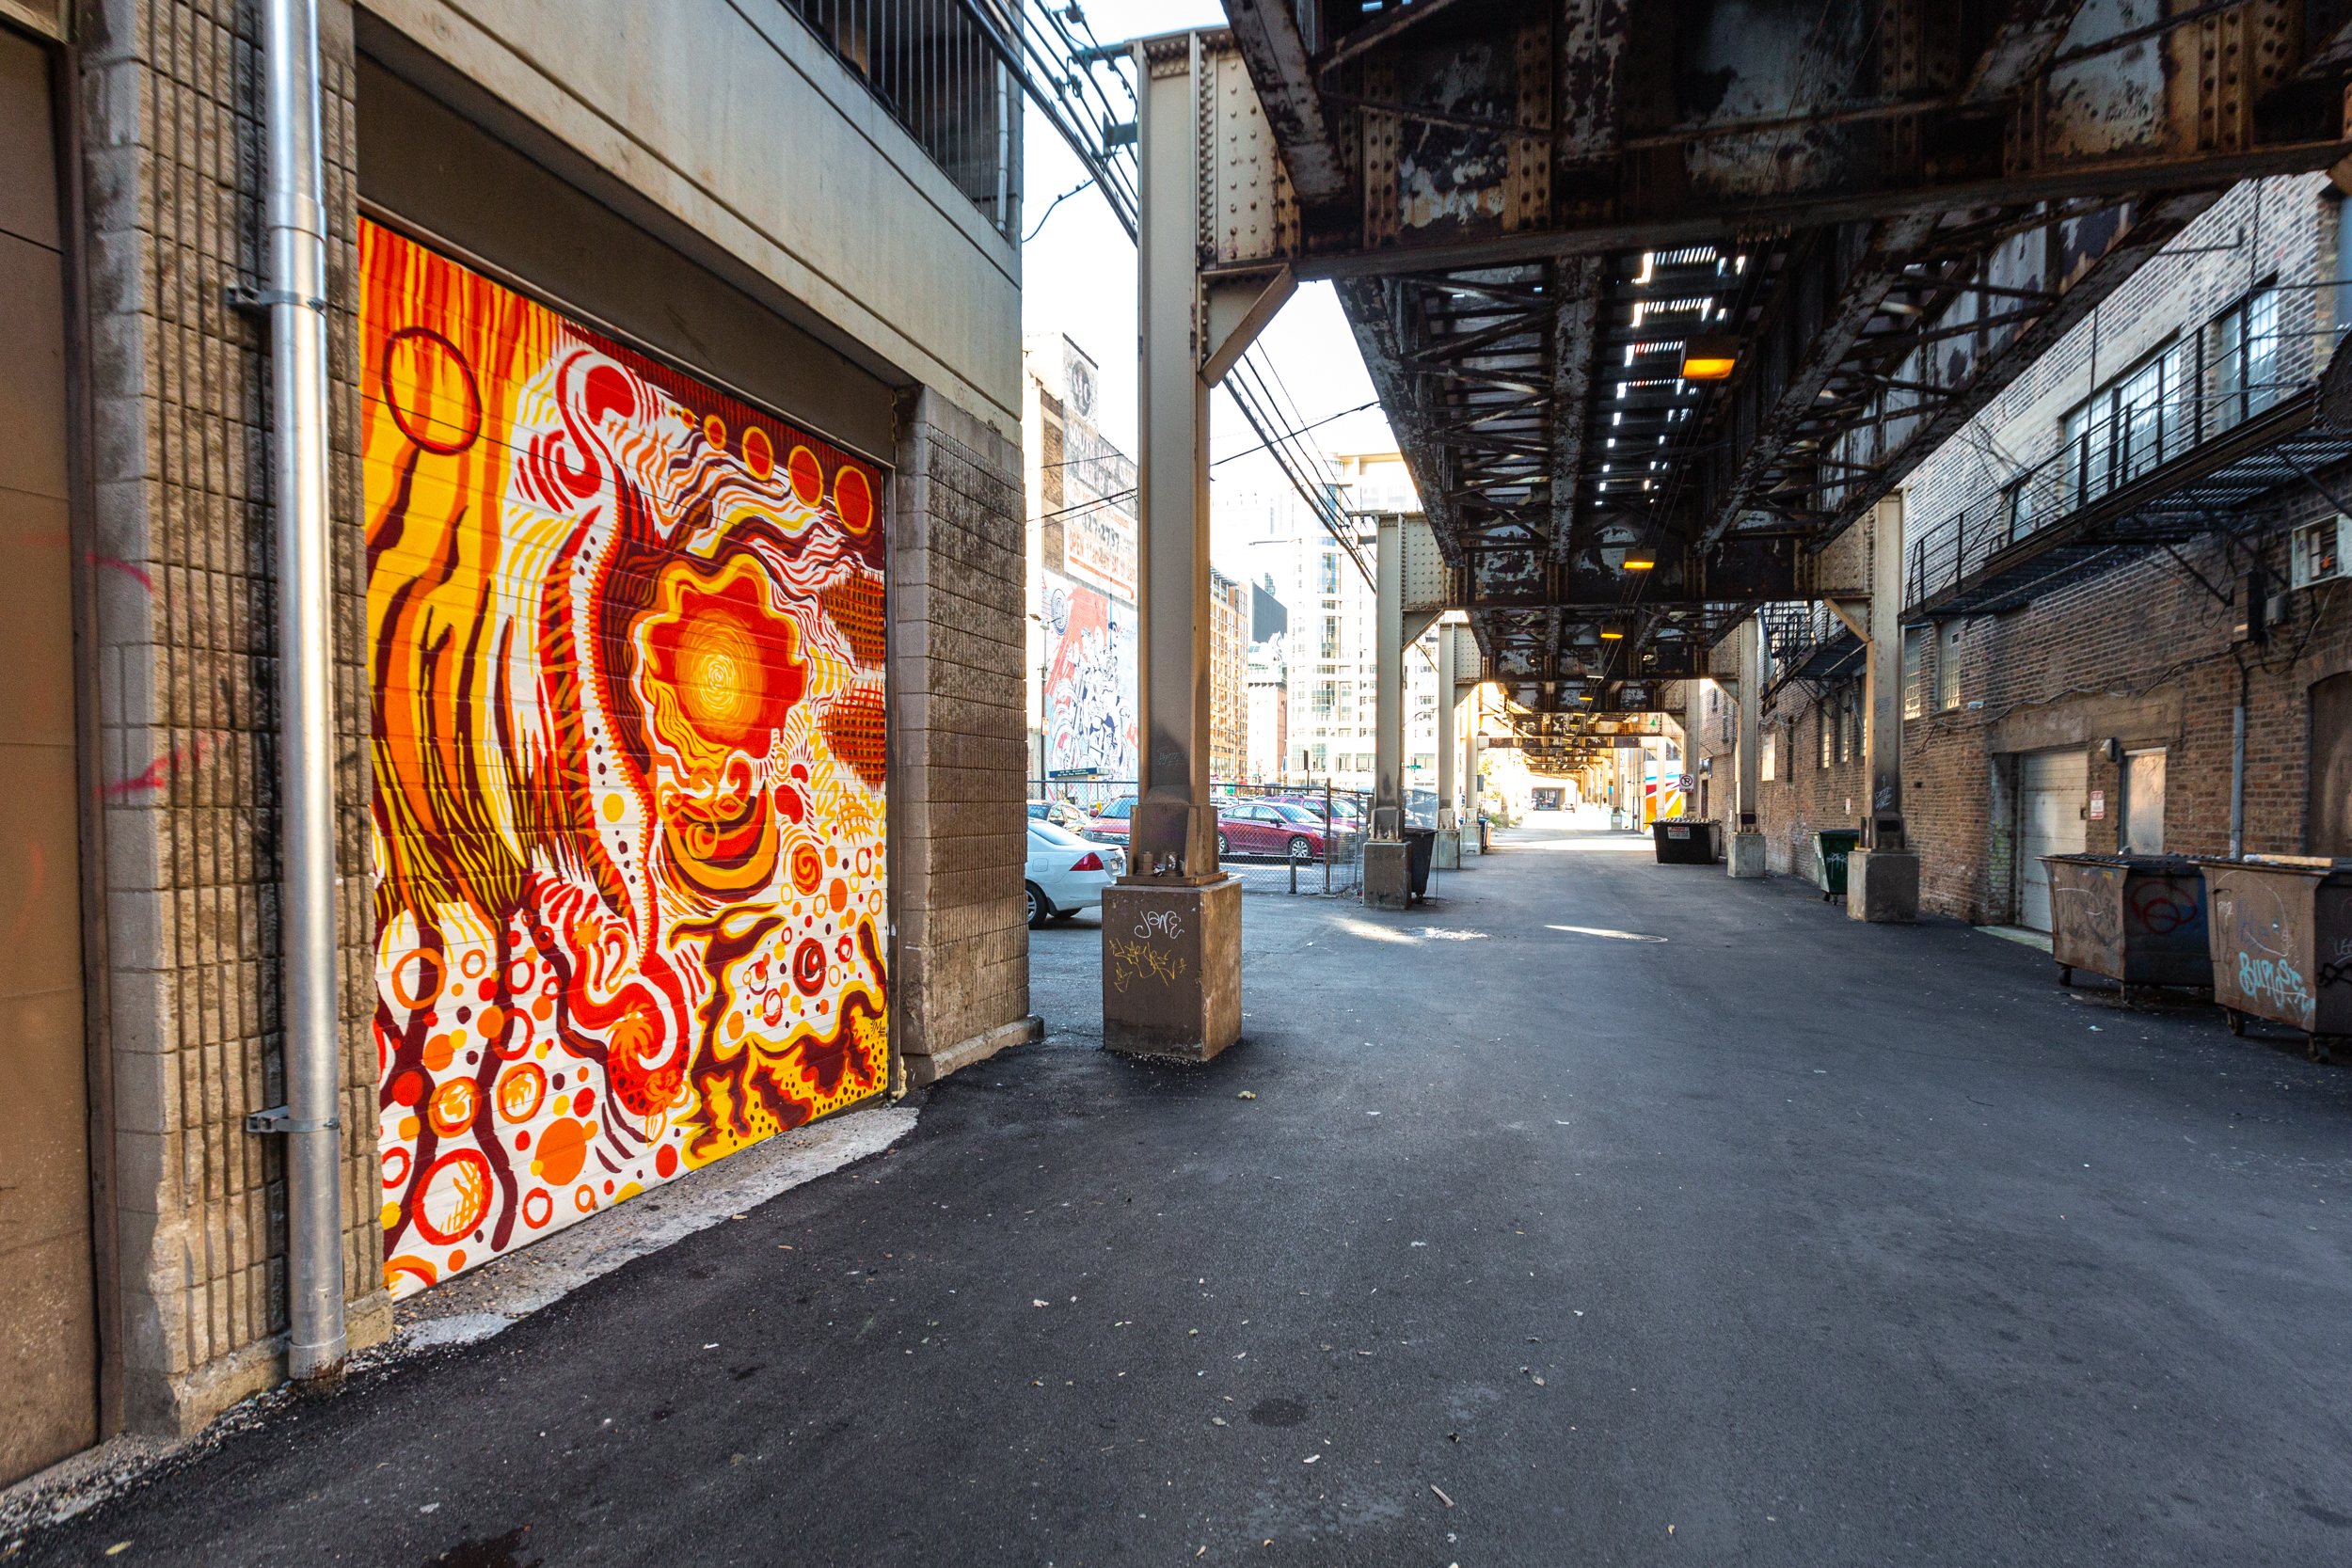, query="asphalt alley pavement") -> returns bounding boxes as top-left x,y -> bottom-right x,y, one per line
18,825 -> 2352,1566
